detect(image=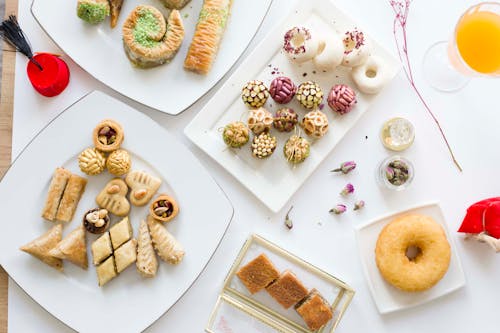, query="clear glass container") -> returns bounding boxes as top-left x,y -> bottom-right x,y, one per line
377,156 -> 414,191
380,117 -> 415,151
